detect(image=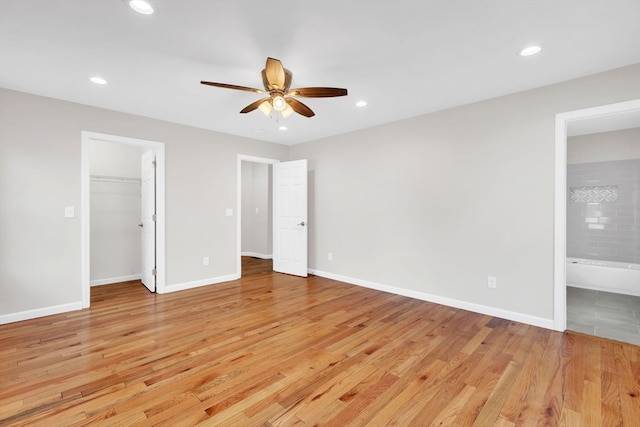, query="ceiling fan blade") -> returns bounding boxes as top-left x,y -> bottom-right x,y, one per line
201,81 -> 264,94
240,97 -> 271,114
262,68 -> 293,92
264,57 -> 285,90
284,69 -> 293,92
288,87 -> 348,98
287,98 -> 315,118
